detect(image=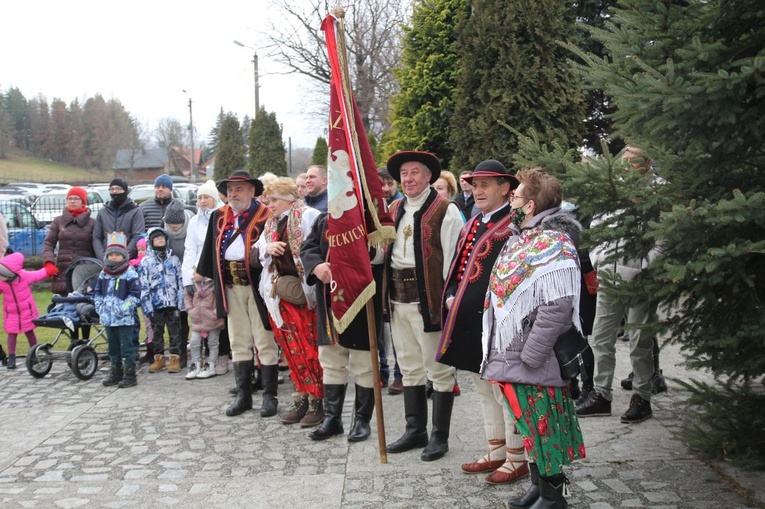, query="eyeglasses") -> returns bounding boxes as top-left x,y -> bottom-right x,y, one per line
66,197 -> 82,202
109,186 -> 125,192
511,194 -> 525,201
